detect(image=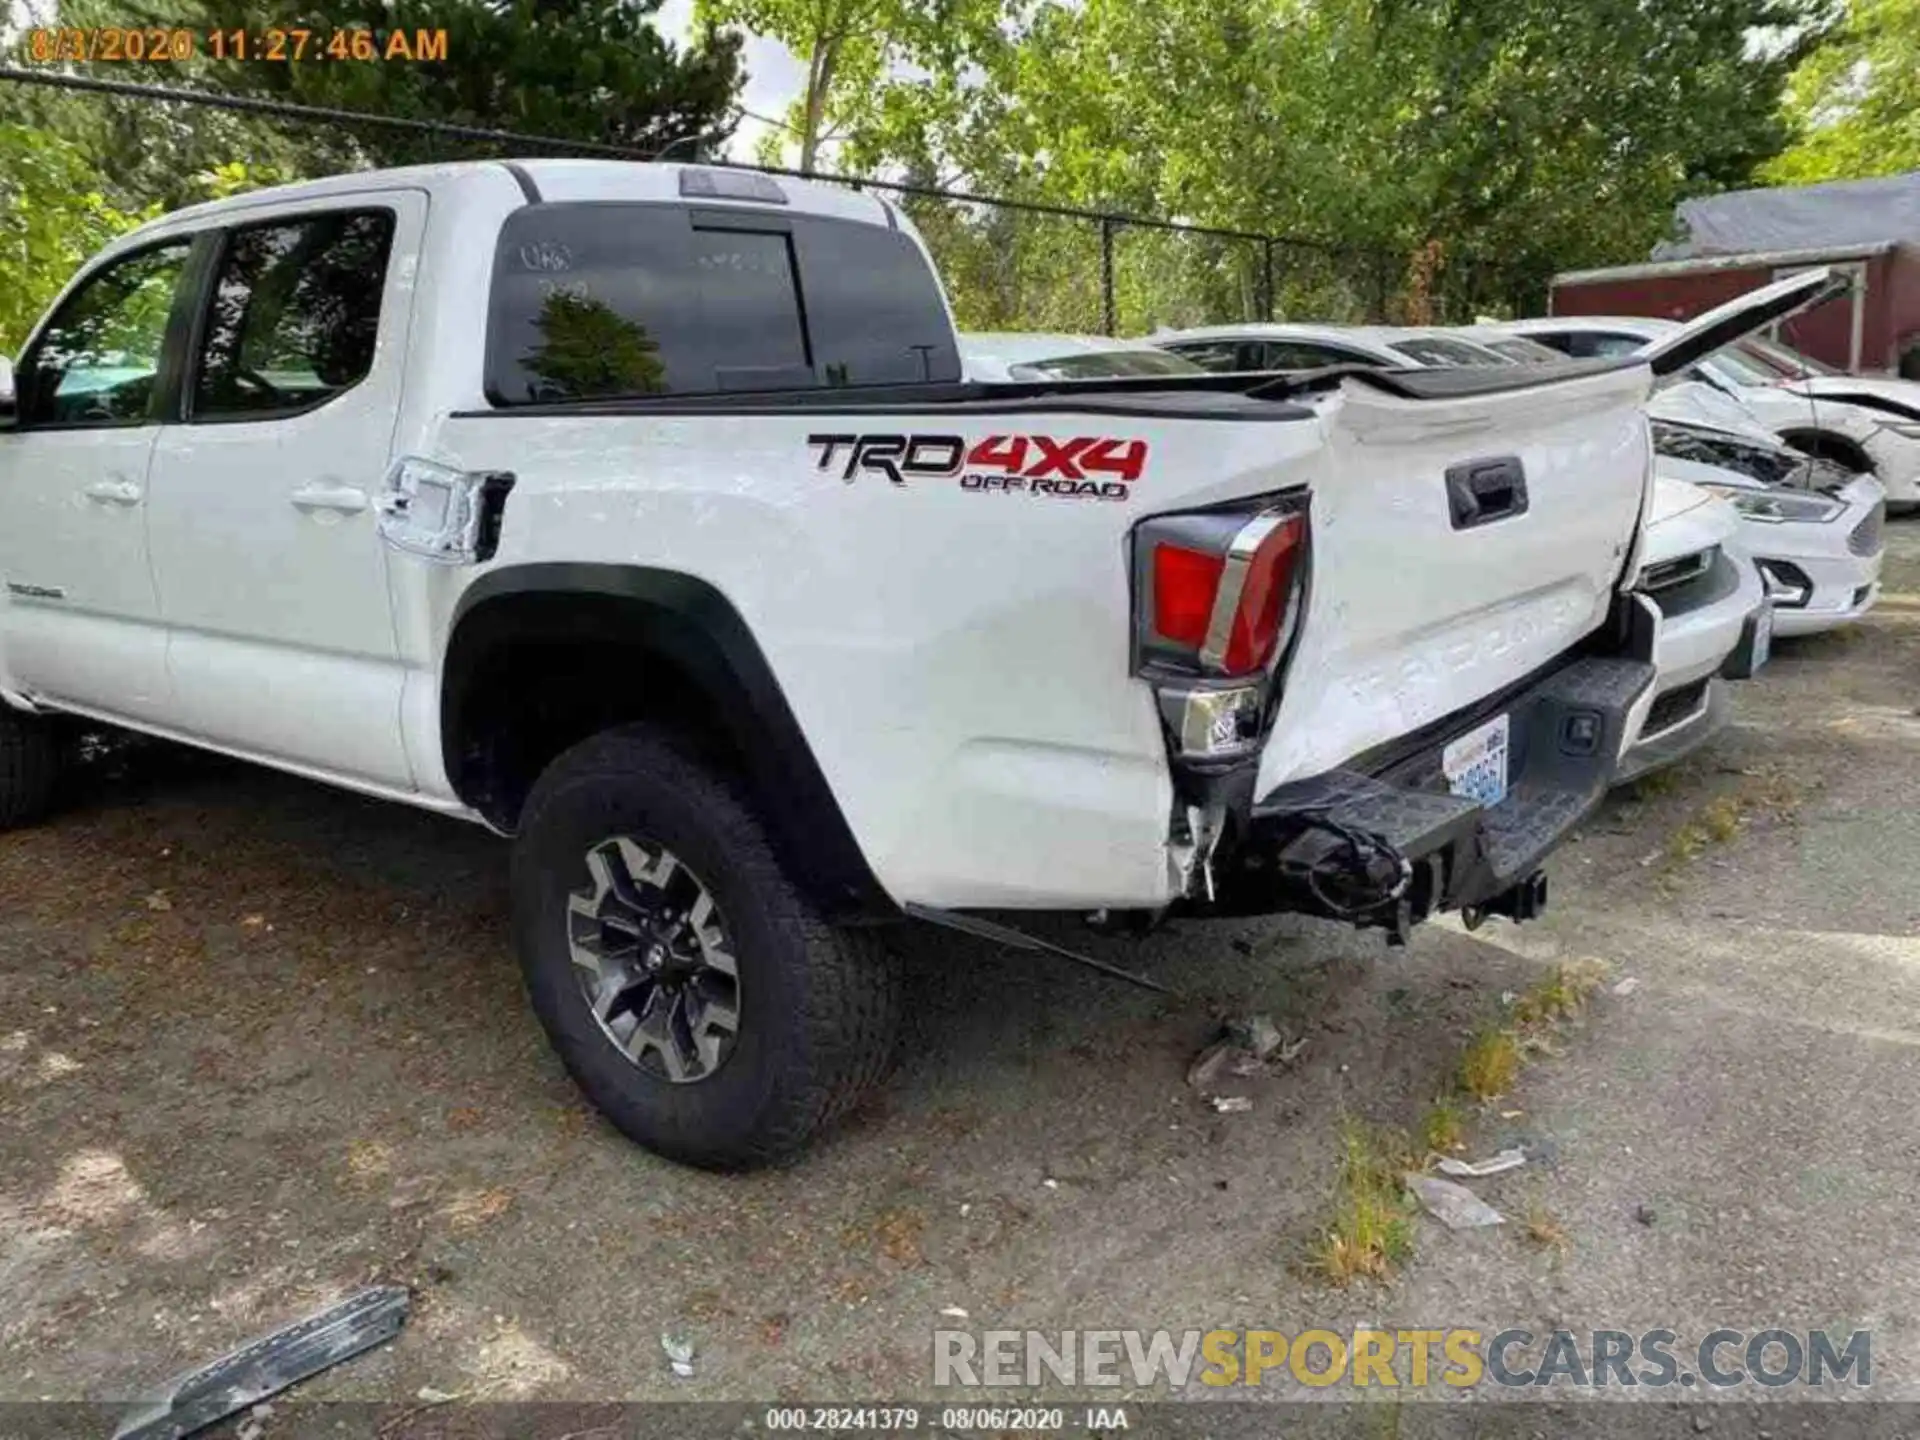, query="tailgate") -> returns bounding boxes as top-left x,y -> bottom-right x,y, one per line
1257,362 -> 1654,793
